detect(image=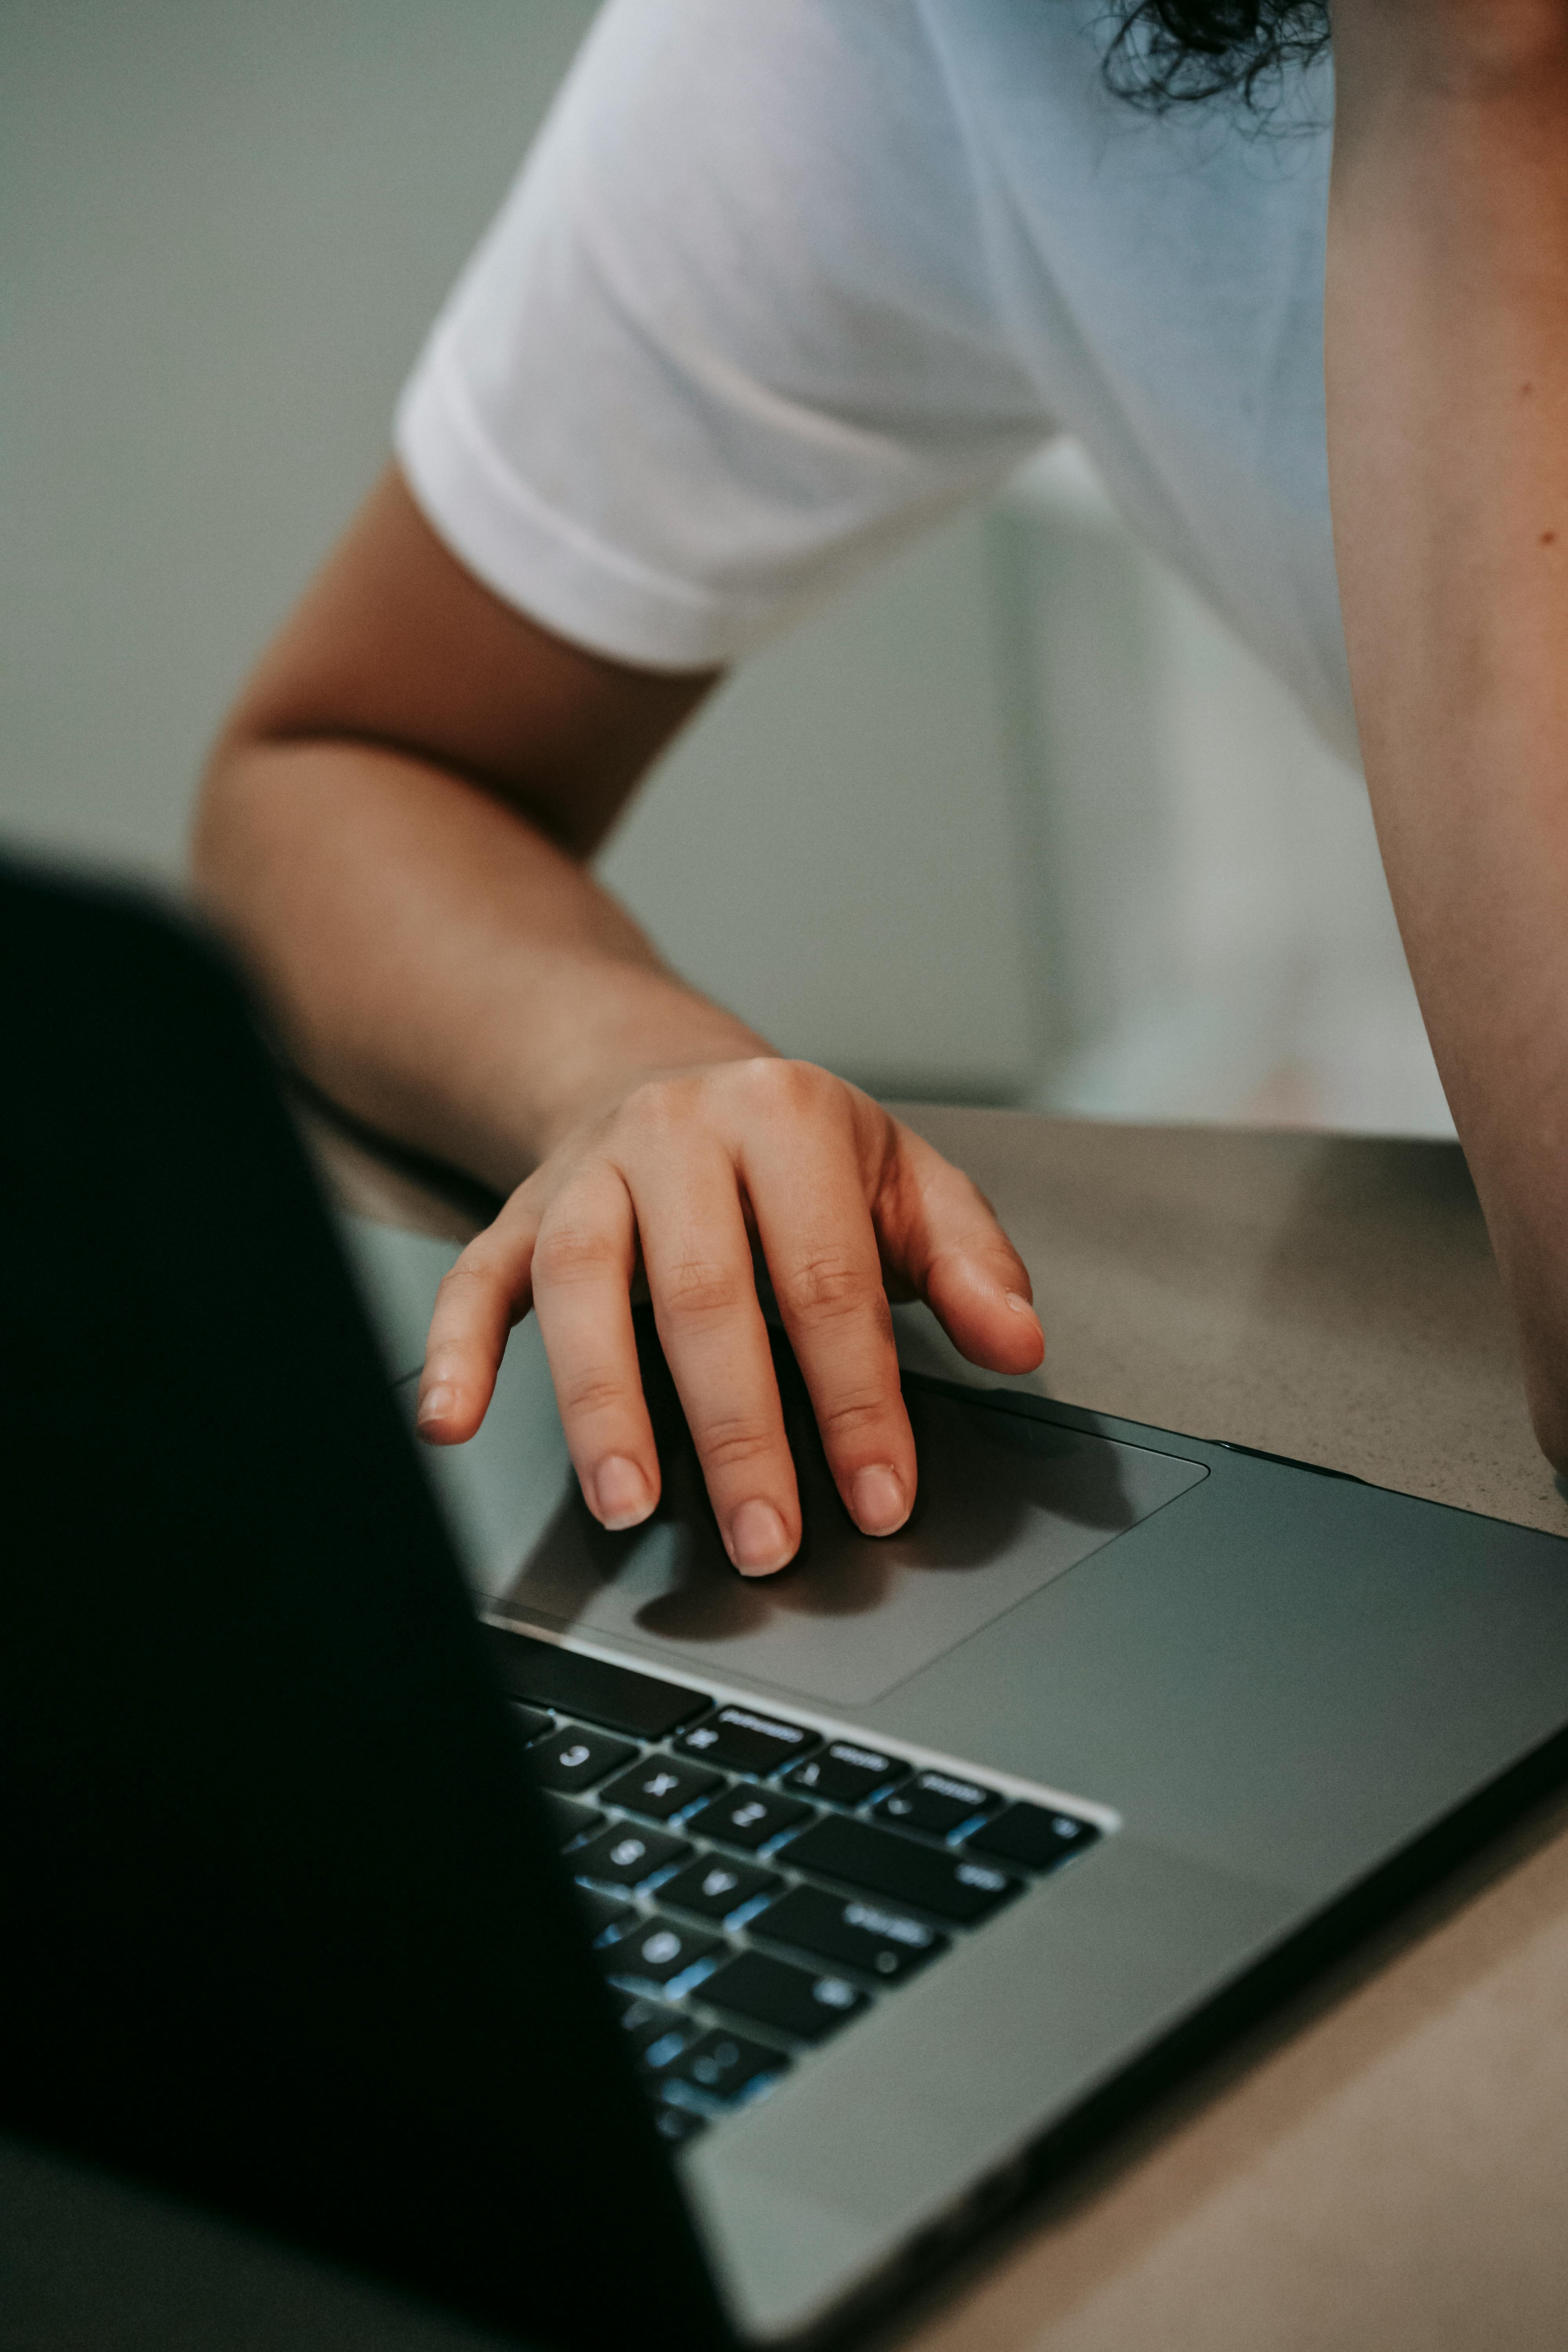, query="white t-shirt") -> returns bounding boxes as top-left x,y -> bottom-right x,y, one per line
396,0 -> 1354,765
